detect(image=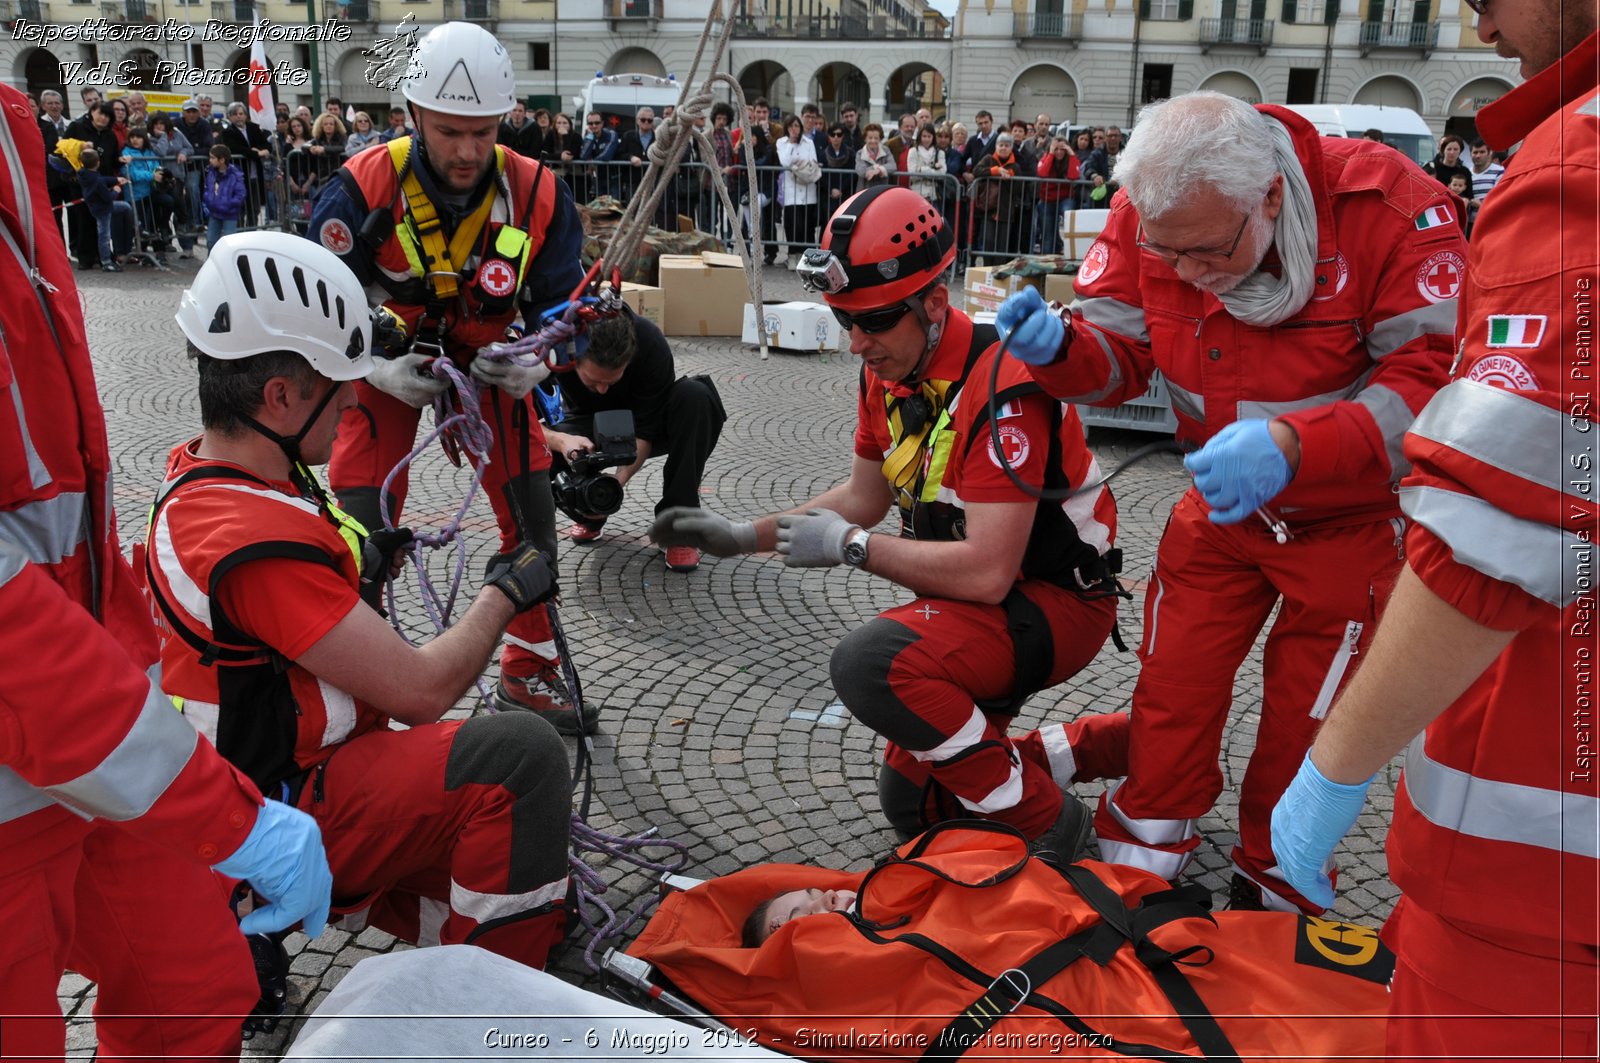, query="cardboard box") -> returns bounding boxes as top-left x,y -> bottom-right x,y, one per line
962,264 -> 1042,317
1059,209 -> 1109,261
741,301 -> 842,352
1044,273 -> 1076,306
659,252 -> 749,336
620,282 -> 663,329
